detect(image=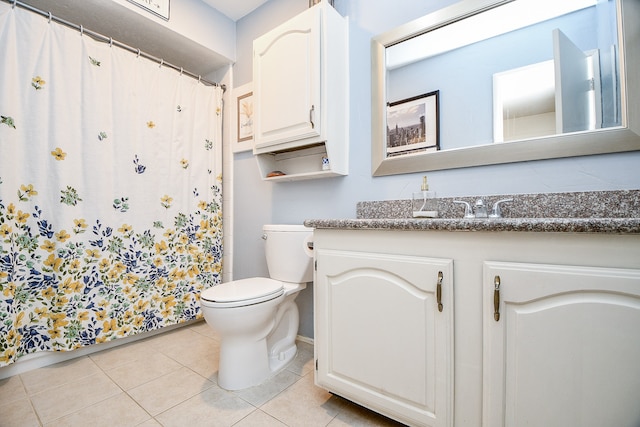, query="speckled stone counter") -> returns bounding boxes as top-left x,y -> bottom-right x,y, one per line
305,190 -> 640,234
